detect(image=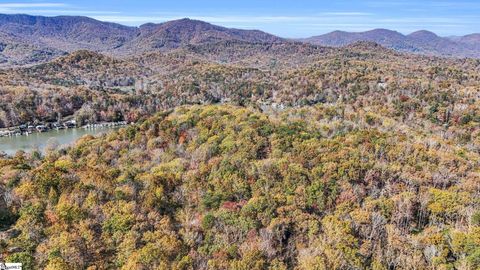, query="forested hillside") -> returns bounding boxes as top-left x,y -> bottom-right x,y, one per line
0,104 -> 479,269
0,13 -> 479,270
1,41 -> 479,134
0,15 -> 283,67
